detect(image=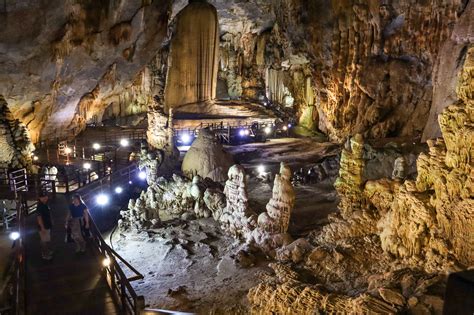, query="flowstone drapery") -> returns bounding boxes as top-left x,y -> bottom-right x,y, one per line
164,0 -> 219,111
